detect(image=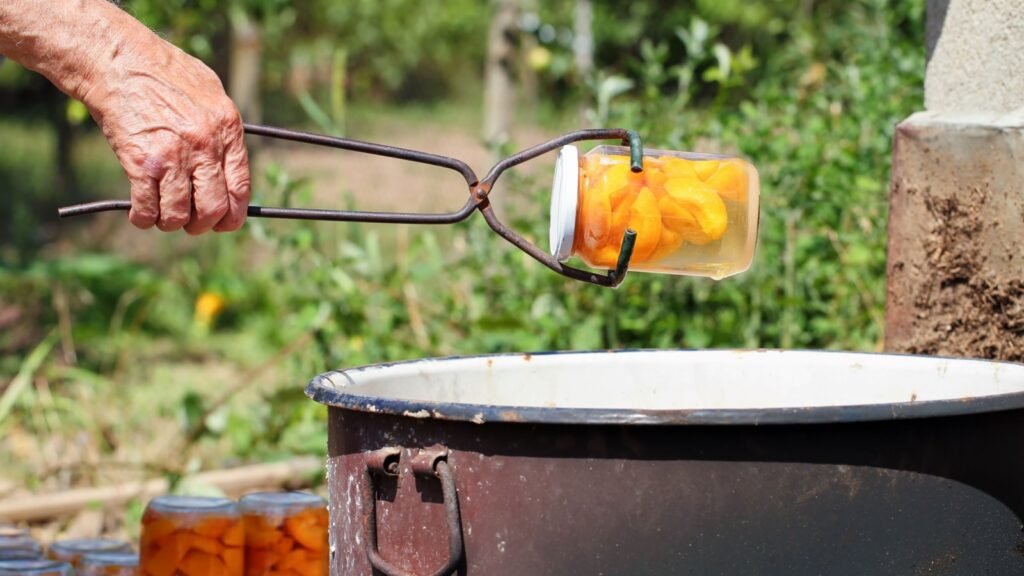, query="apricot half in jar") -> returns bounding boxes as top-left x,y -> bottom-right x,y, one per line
662,178 -> 728,245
